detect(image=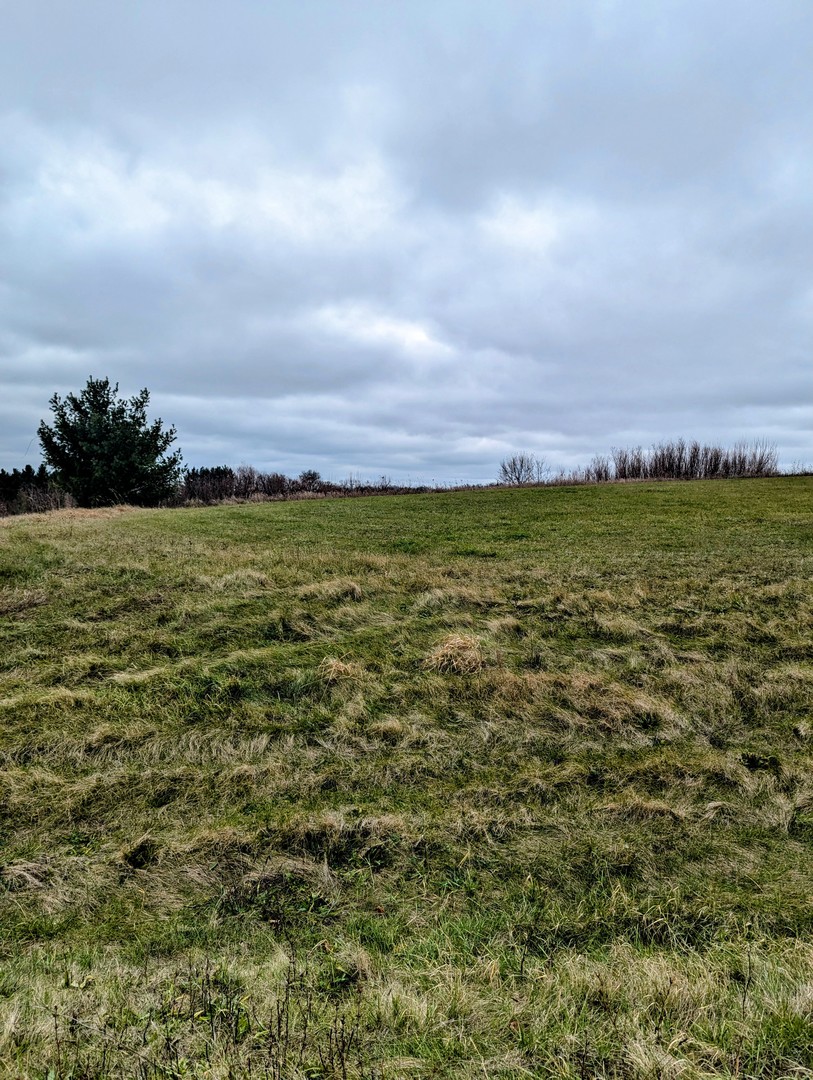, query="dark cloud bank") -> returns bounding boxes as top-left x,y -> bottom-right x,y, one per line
1,0 -> 810,482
